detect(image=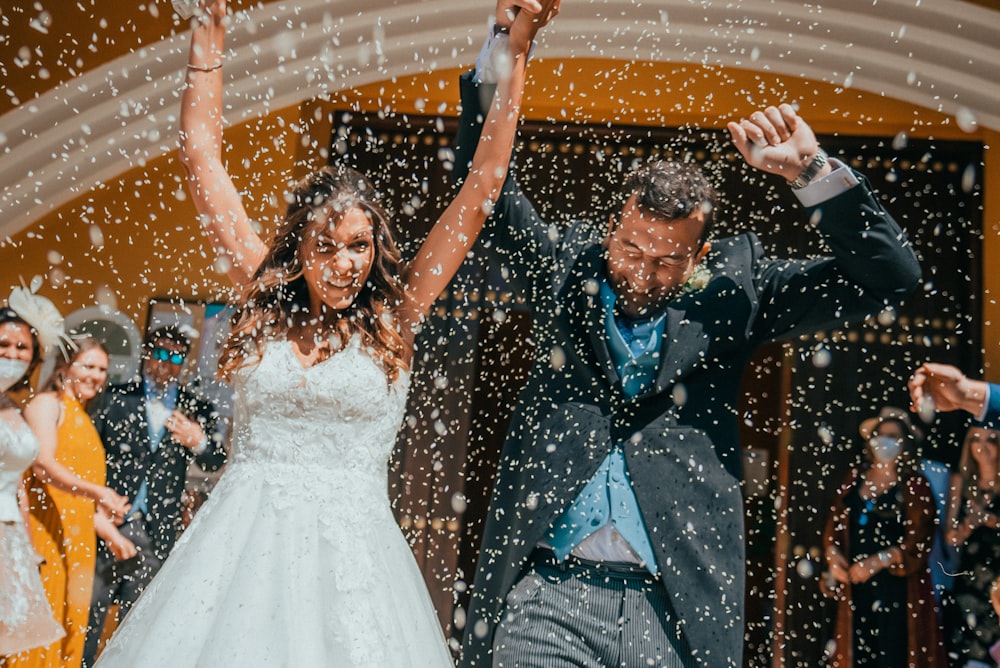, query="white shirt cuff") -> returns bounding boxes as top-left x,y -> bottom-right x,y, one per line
473,27 -> 536,84
191,435 -> 209,456
791,159 -> 859,208
473,29 -> 510,84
